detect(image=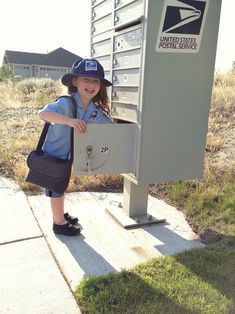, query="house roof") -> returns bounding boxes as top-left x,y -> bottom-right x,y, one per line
3,47 -> 82,67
